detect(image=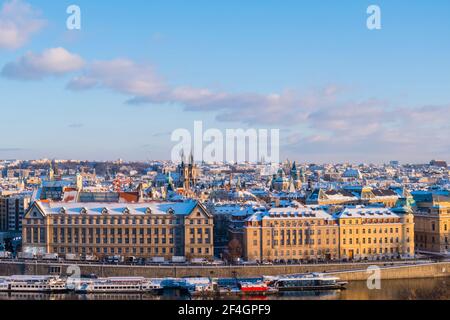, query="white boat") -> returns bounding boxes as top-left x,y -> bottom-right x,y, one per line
5,276 -> 67,293
143,279 -> 163,292
75,277 -> 161,293
0,278 -> 10,292
184,278 -> 215,294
